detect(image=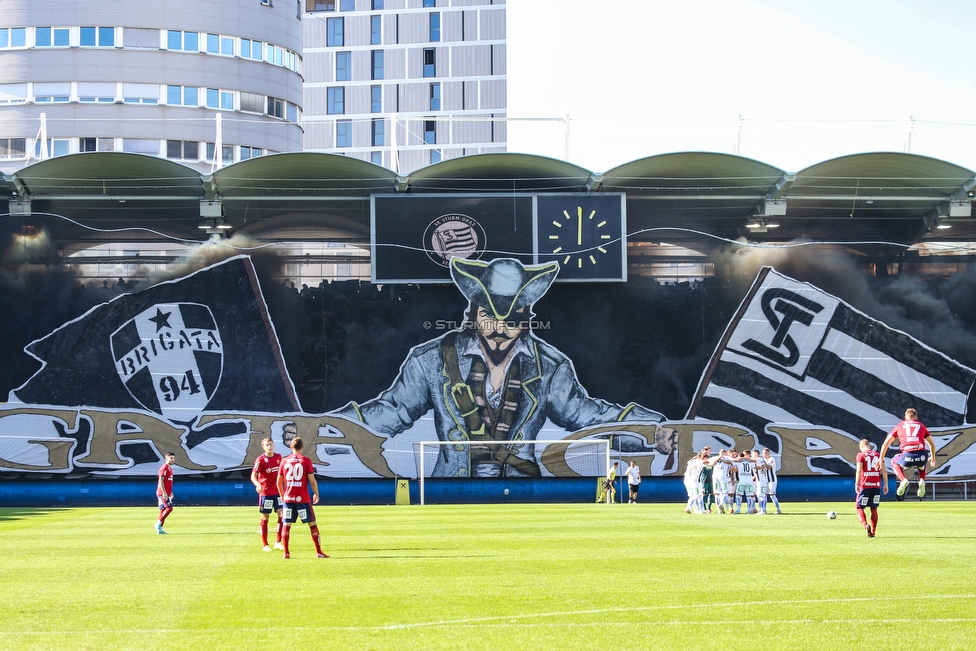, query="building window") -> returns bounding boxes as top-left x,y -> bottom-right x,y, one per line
35,138 -> 70,157
0,83 -> 28,104
424,119 -> 436,145
371,85 -> 382,113
423,0 -> 435,7
166,140 -> 199,160
266,43 -> 284,66
430,82 -> 440,111
430,149 -> 441,164
307,0 -> 336,10
240,146 -> 263,160
327,18 -> 344,46
80,137 -> 115,152
267,96 -> 284,118
167,30 -> 199,52
206,33 -> 234,55
34,83 -> 71,103
206,143 -> 236,164
241,38 -> 264,60
371,50 -> 384,80
372,0 -> 384,9
430,13 -> 440,42
36,27 -> 70,47
371,150 -> 382,165
336,120 -> 351,147
423,48 -> 435,77
0,138 -> 27,159
261,0 -> 273,6
167,85 -> 199,107
122,83 -> 159,104
327,87 -> 344,114
335,51 -> 351,81
371,15 -> 382,45
80,27 -> 115,47
206,88 -> 234,110
340,0 -> 356,9
371,118 -> 385,146
0,28 -> 27,49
